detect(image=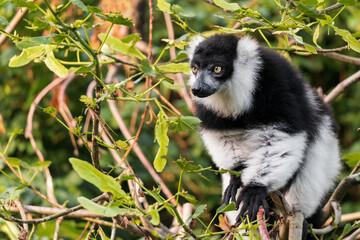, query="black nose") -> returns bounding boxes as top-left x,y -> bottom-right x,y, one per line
191,87 -> 212,98
192,87 -> 202,96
